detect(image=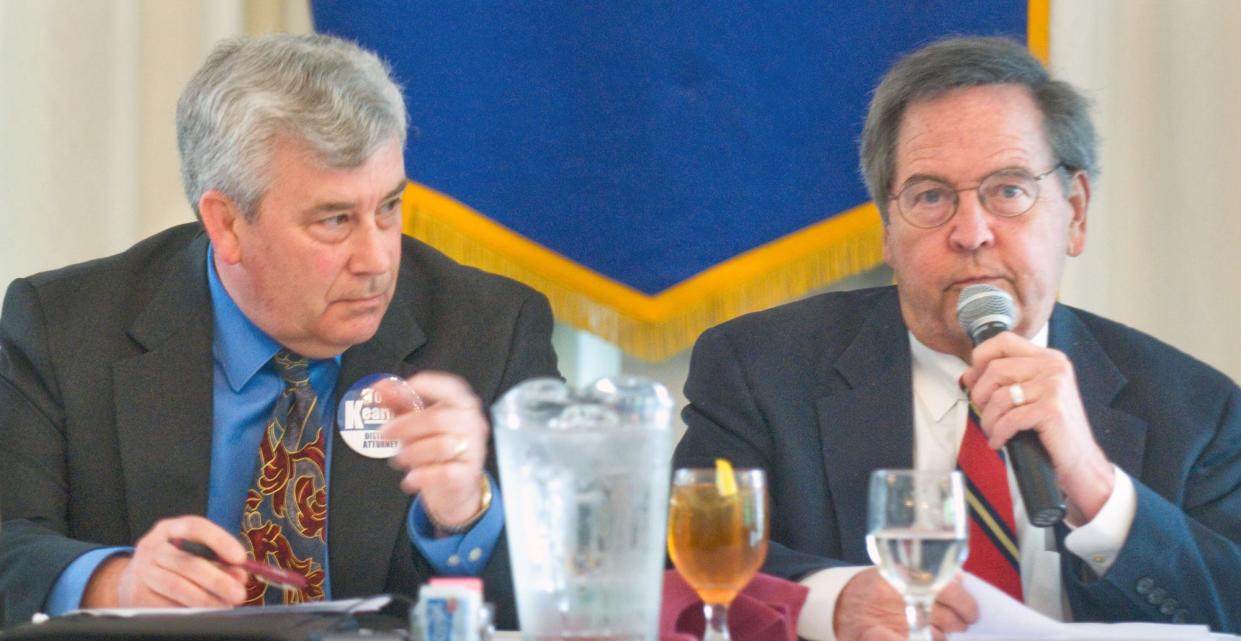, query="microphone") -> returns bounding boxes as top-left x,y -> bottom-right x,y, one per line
956,284 -> 1067,527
